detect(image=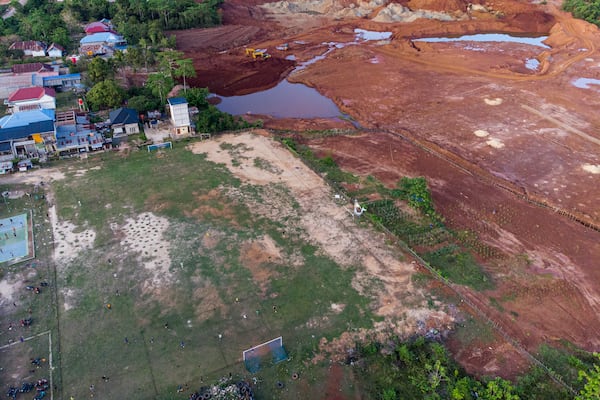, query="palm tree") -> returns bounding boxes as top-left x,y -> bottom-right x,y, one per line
146,72 -> 174,104
173,58 -> 196,92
